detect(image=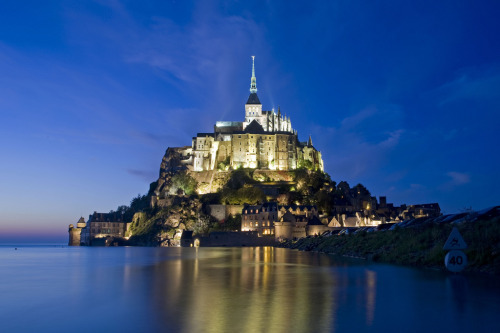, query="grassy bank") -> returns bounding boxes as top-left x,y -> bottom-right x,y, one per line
281,215 -> 500,275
